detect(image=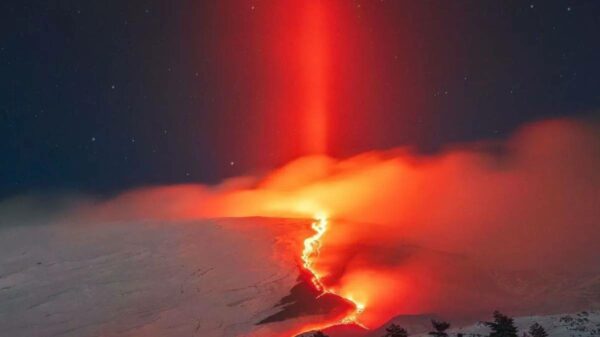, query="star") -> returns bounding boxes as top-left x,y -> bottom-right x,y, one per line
230,161 -> 235,166
91,136 -> 96,142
